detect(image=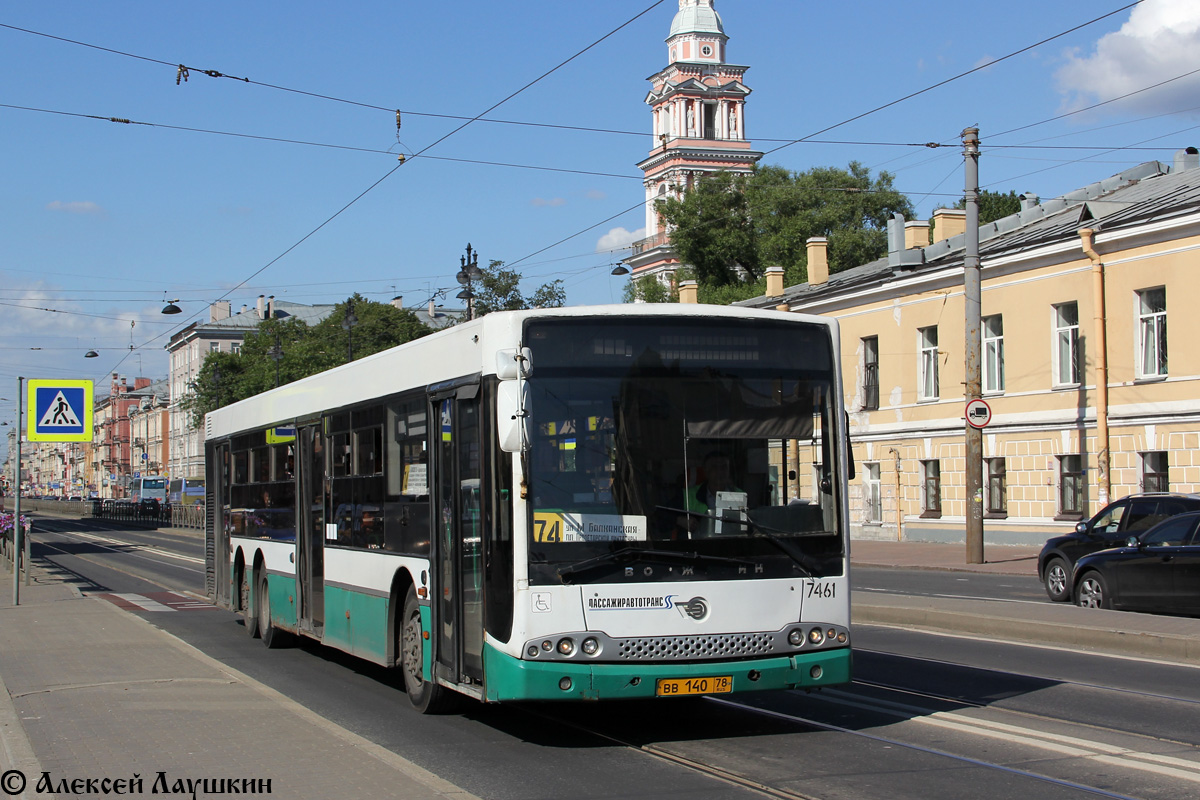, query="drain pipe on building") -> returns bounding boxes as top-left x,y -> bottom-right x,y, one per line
889,447 -> 903,542
1078,228 -> 1111,509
